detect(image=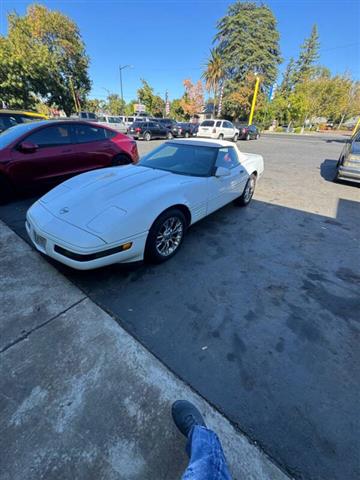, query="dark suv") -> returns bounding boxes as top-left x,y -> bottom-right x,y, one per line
237,124 -> 260,140
128,121 -> 171,141
156,118 -> 182,137
178,122 -> 199,137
